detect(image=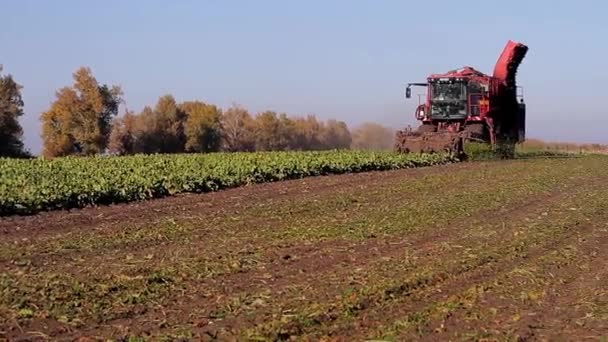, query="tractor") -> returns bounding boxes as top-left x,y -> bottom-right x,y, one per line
395,40 -> 529,158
